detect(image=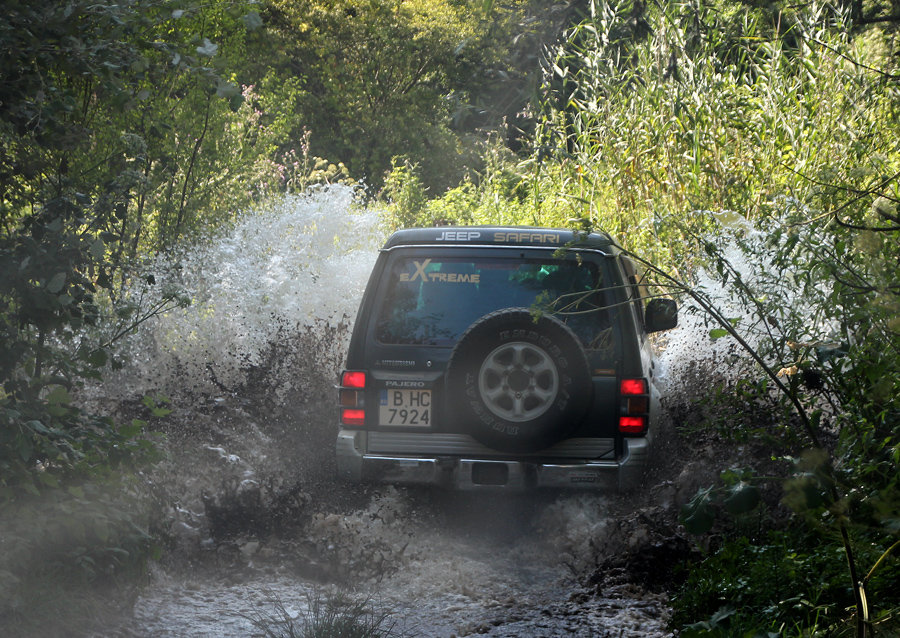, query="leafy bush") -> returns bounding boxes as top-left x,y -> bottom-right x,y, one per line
673,532 -> 854,636
256,0 -> 570,193
381,136 -> 576,229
